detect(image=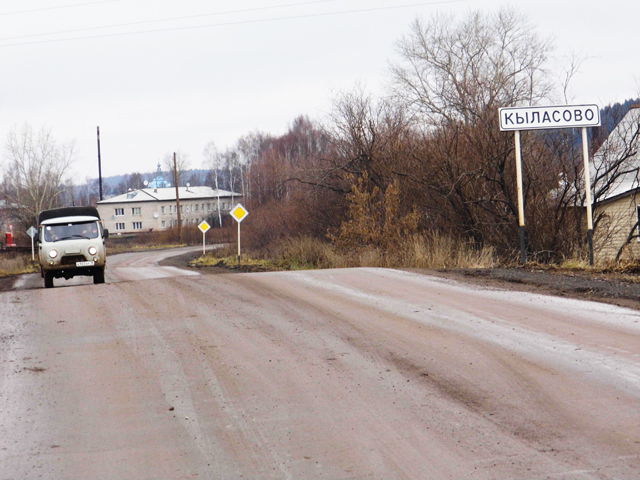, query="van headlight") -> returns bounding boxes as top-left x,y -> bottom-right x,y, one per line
88,246 -> 97,256
48,249 -> 58,259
